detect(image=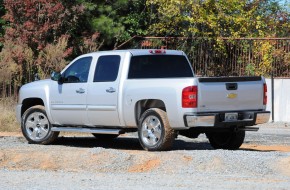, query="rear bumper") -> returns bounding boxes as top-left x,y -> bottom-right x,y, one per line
184,111 -> 270,128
